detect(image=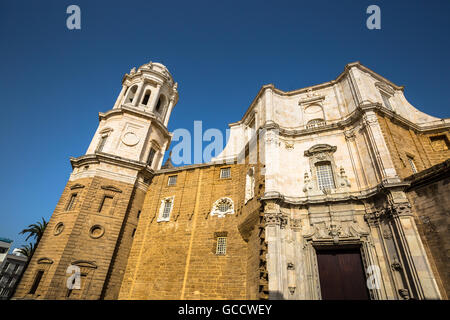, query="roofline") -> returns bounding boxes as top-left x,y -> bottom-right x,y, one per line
230,61 -> 405,127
